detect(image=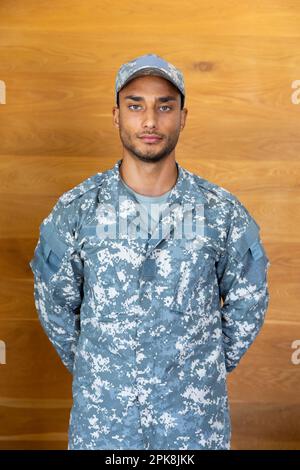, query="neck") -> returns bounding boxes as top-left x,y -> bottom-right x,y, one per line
119,156 -> 178,197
